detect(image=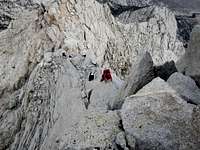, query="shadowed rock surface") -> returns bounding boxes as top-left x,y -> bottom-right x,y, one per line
121,52 -> 155,97
168,72 -> 200,105
155,60 -> 177,81
109,52 -> 155,110
177,25 -> 200,87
